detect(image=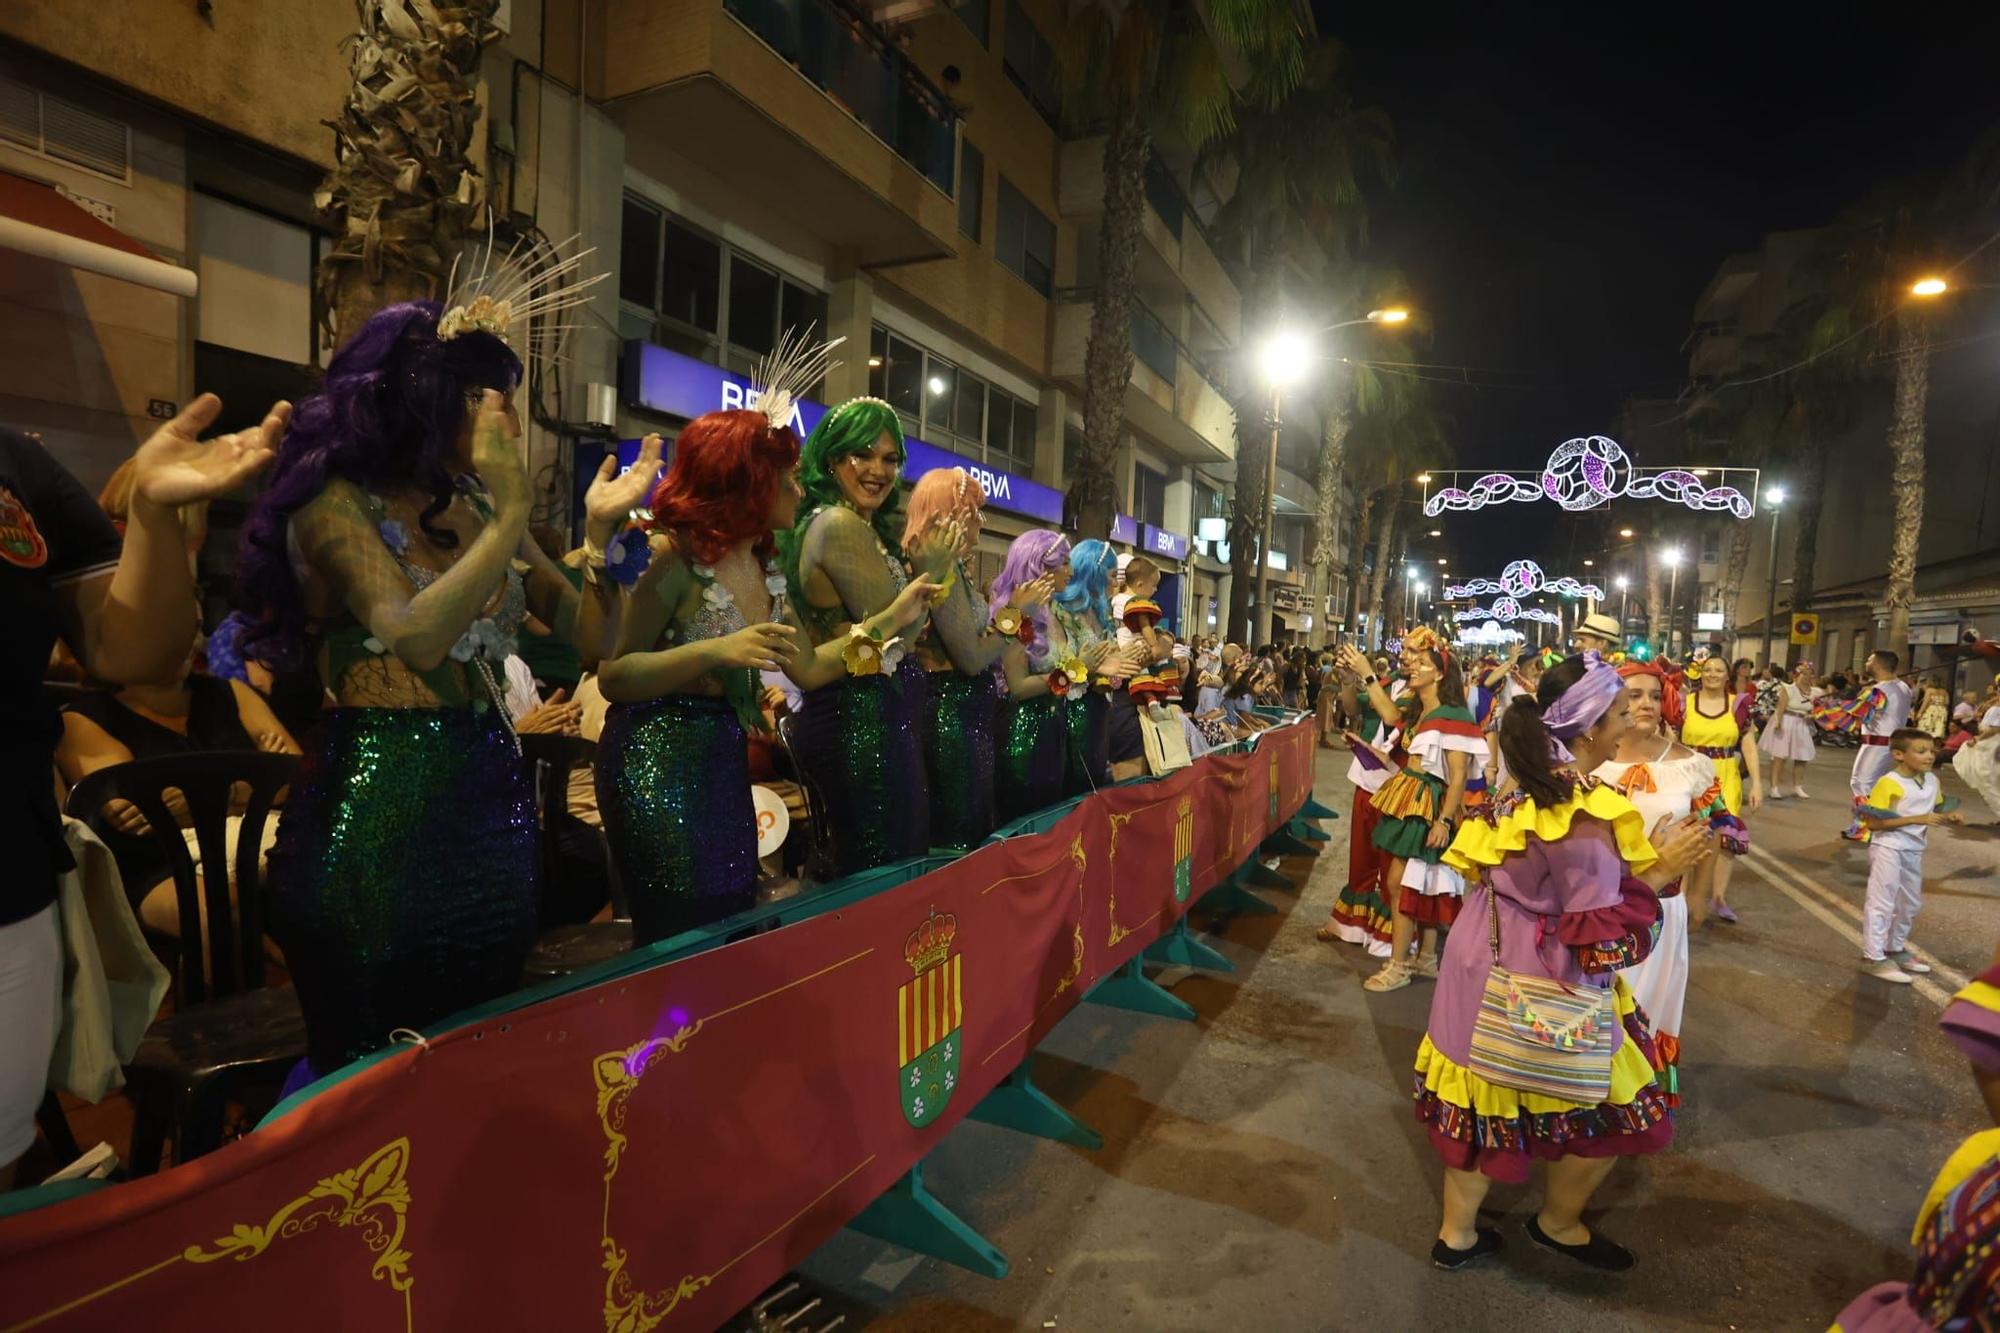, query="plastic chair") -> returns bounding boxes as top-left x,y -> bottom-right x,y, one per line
774,714 -> 838,884
519,734 -> 634,981
63,751 -> 302,1173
